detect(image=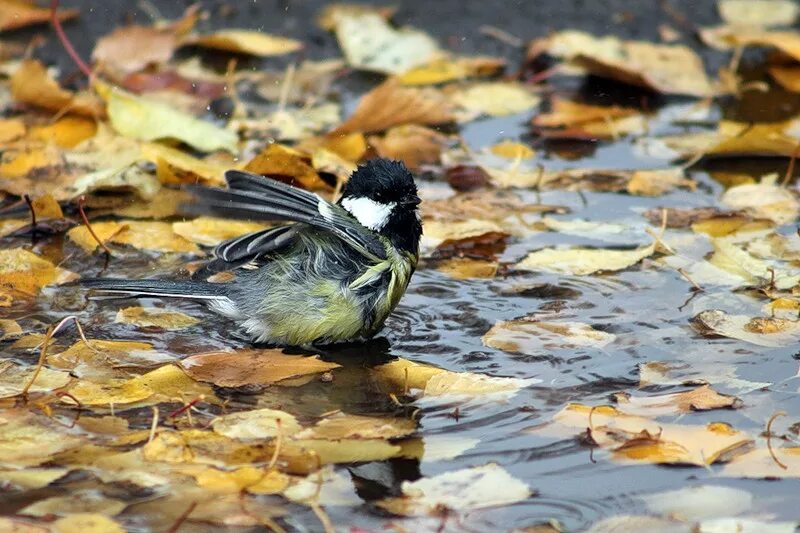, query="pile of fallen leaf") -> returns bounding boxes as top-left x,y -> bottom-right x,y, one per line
2,0 -> 800,531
